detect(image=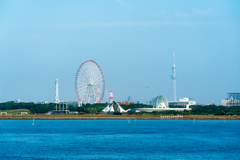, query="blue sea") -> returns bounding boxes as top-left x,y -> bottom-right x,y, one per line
0,119 -> 239,160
